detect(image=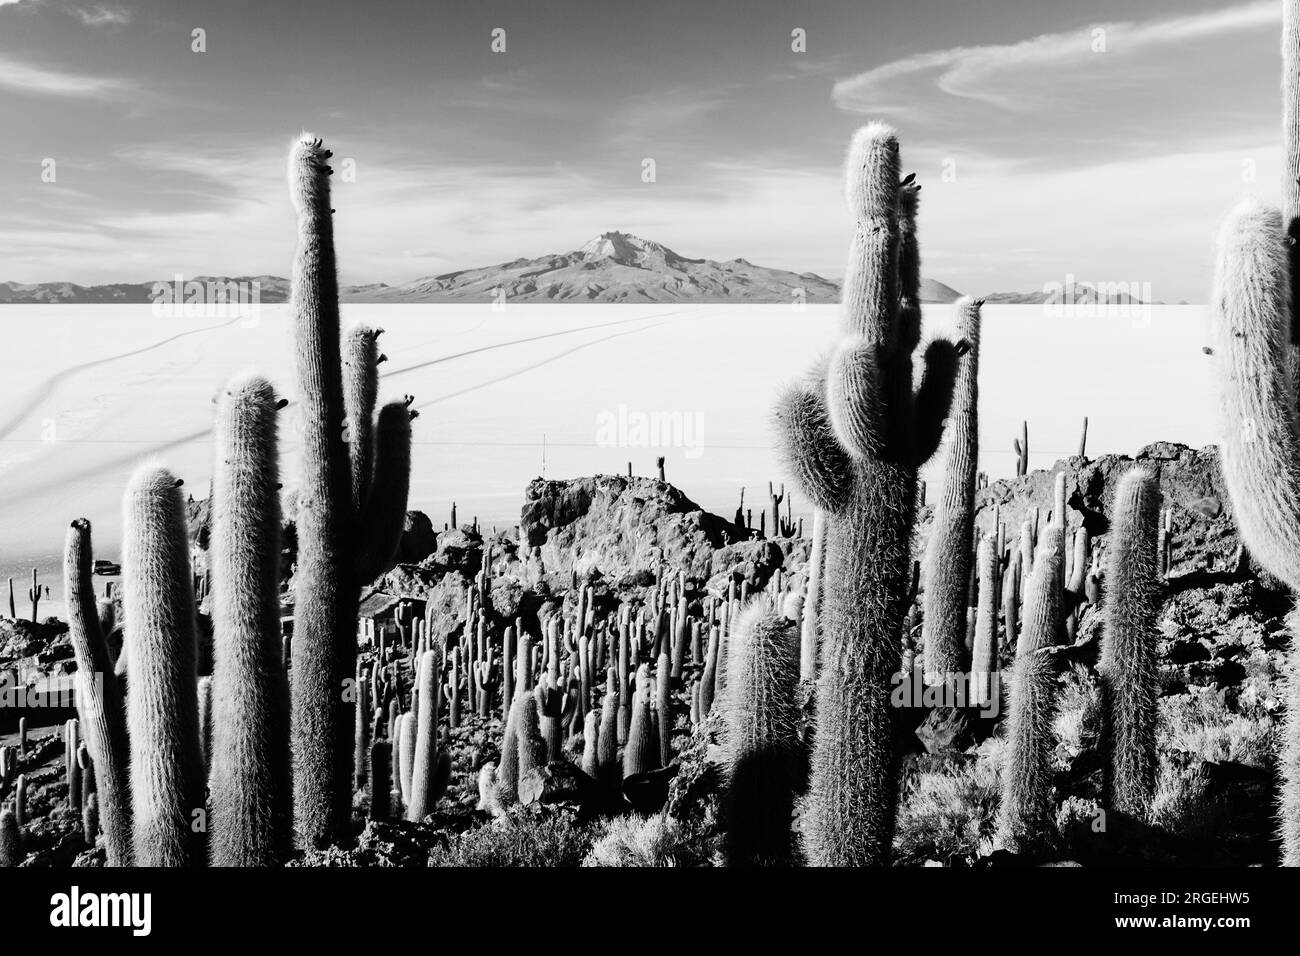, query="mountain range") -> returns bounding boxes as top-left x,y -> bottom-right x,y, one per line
0,232 -> 967,305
